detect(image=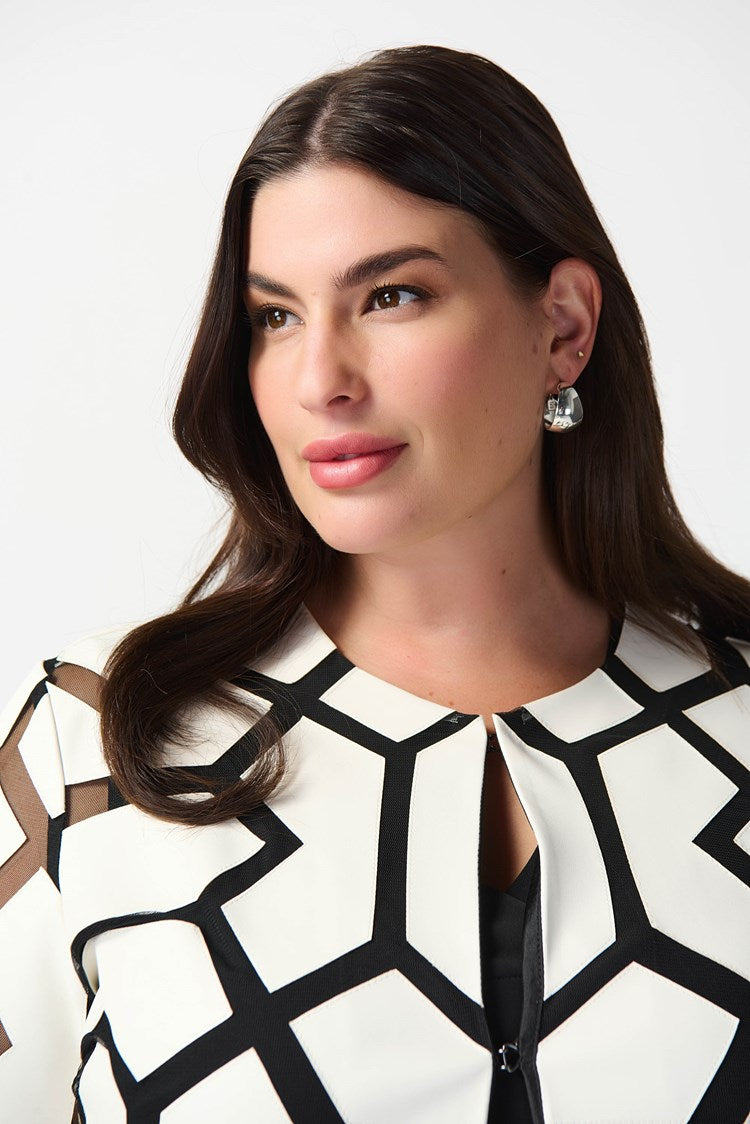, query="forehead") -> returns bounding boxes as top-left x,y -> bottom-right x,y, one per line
246,163 -> 480,269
